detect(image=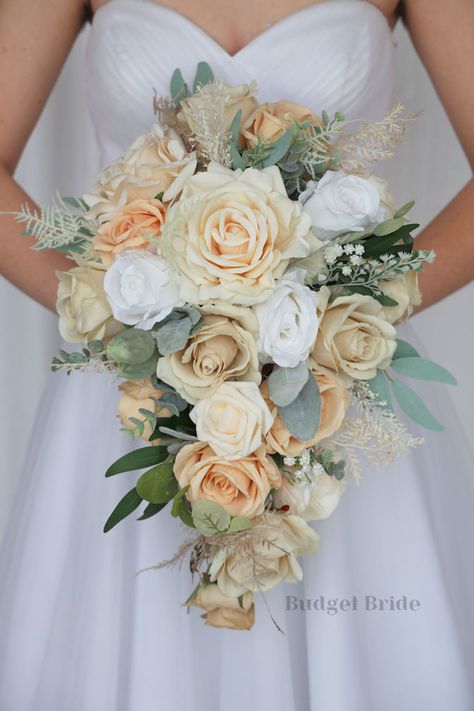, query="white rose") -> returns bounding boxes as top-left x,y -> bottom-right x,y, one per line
303,473 -> 346,521
254,269 -> 319,367
103,249 -> 183,329
300,170 -> 392,236
379,272 -> 422,324
84,124 -> 197,222
209,512 -> 319,596
190,382 -> 274,460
